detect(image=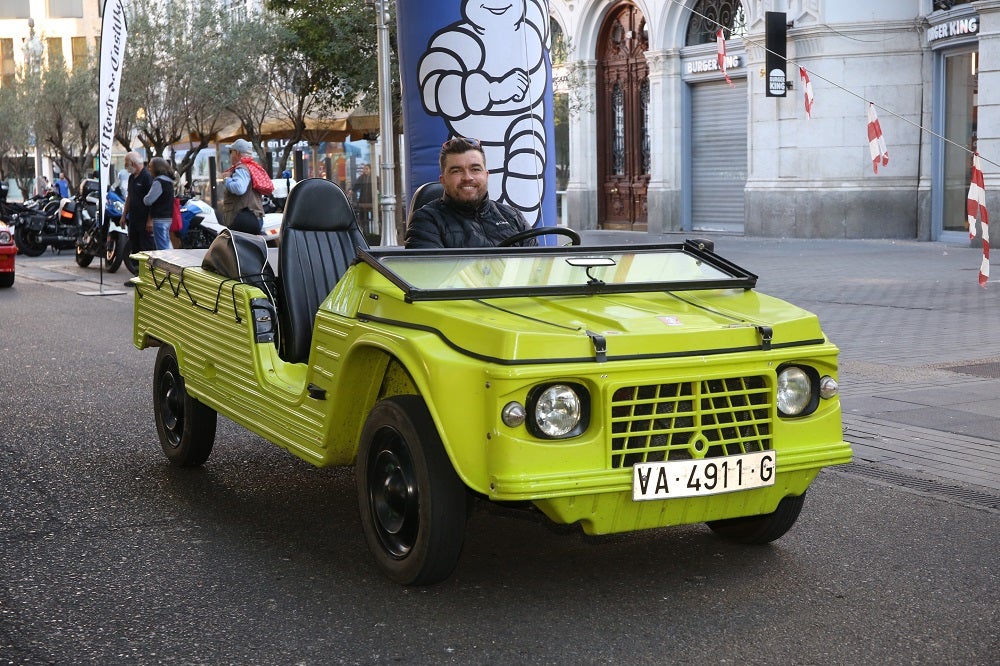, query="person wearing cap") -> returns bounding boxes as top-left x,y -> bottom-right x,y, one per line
405,136 -> 536,248
220,138 -> 268,234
